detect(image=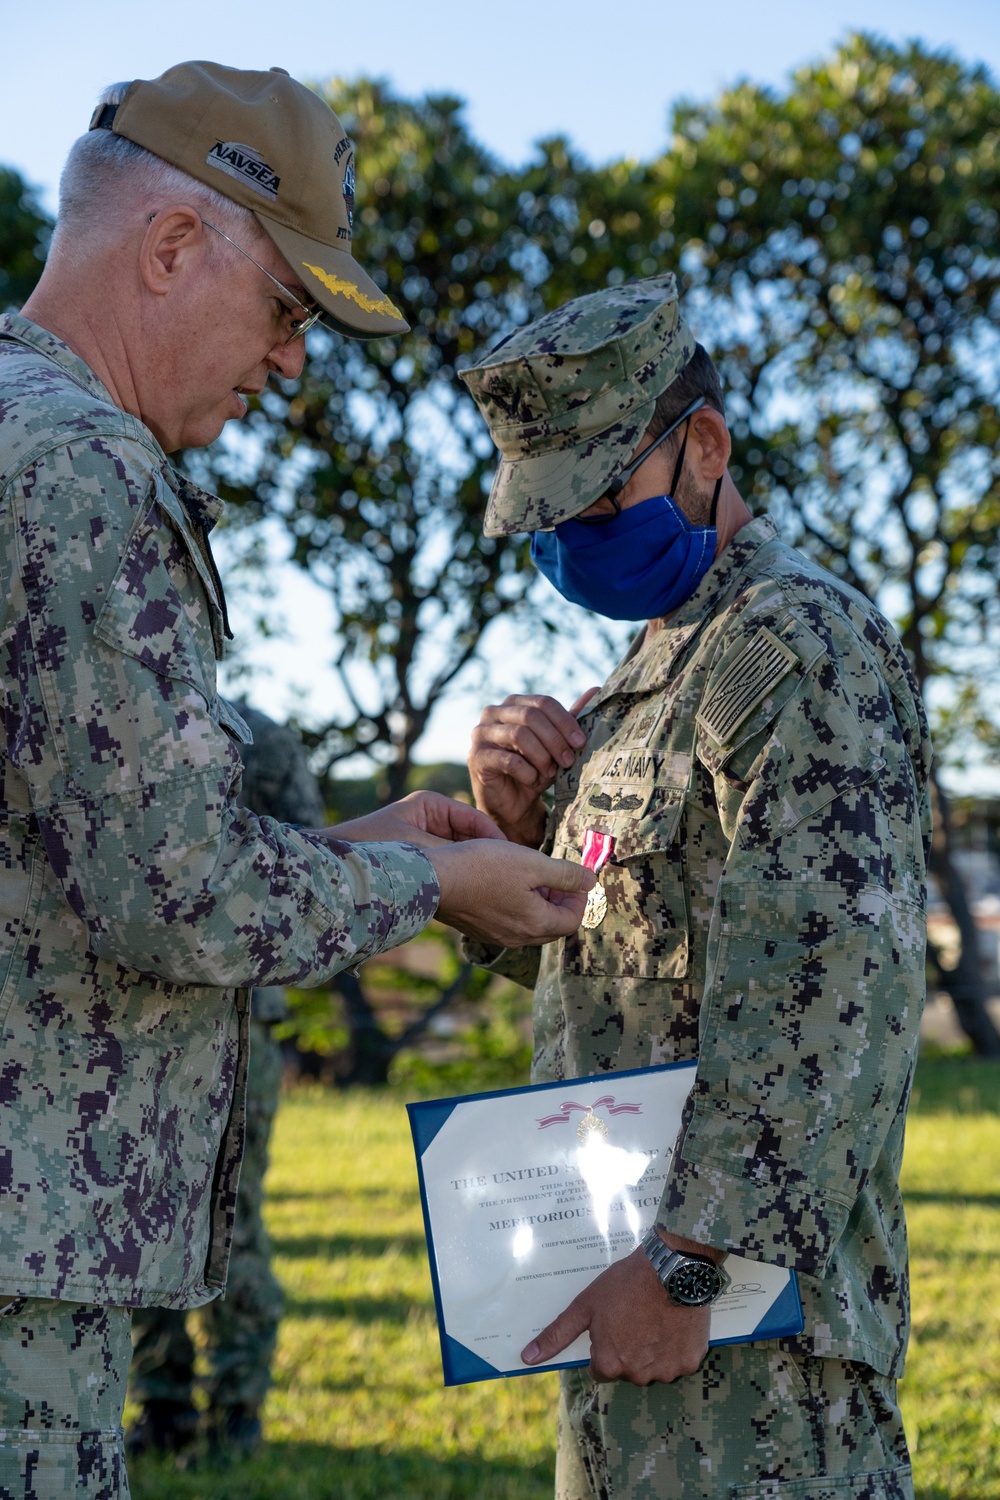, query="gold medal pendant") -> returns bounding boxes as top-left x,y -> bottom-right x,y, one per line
579,831 -> 613,930
576,1107 -> 610,1144
581,880 -> 608,929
